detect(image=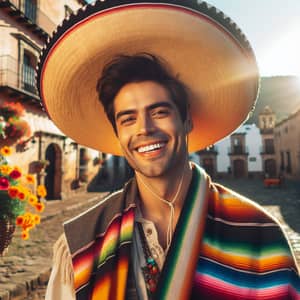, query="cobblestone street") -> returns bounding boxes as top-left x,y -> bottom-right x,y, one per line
0,192 -> 107,300
0,178 -> 299,299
